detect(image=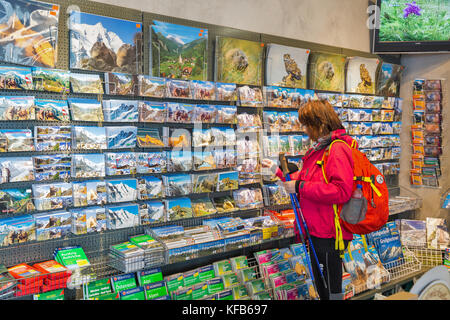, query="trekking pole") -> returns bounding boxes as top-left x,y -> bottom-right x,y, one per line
279,153 -> 328,292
